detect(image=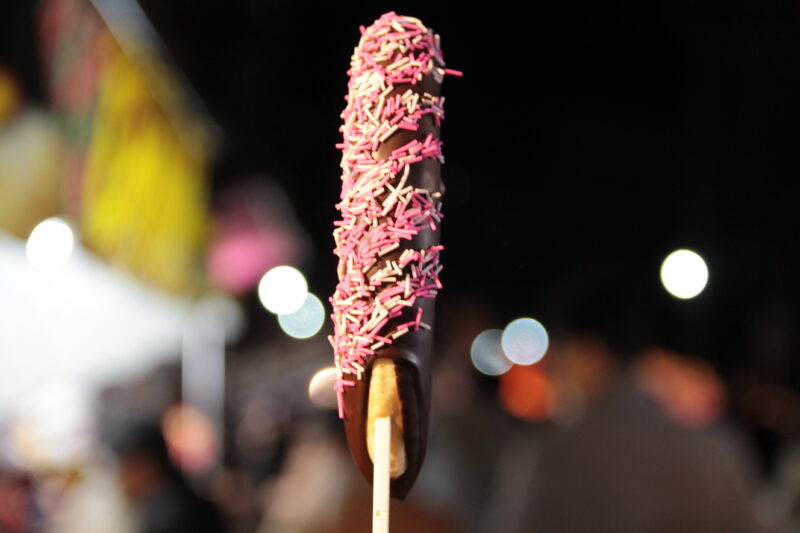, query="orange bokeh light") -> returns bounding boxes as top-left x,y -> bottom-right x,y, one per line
162,404 -> 218,473
498,364 -> 555,422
